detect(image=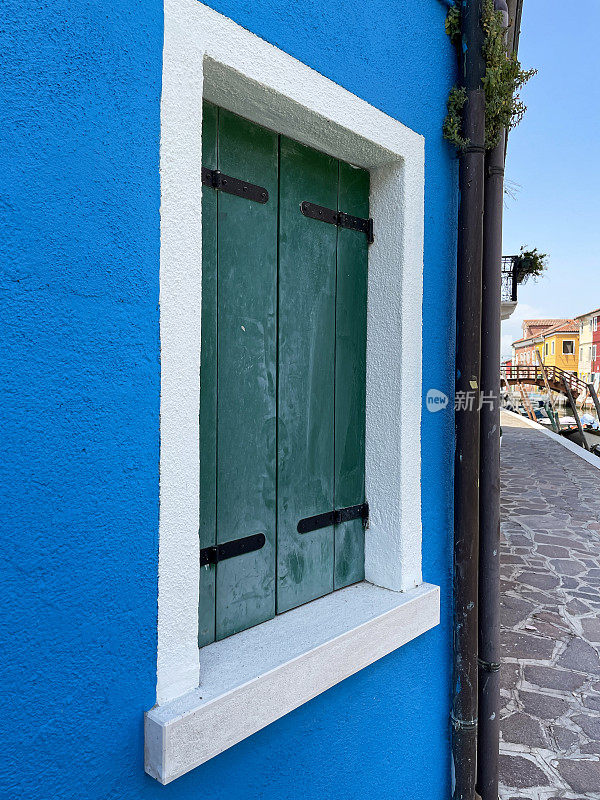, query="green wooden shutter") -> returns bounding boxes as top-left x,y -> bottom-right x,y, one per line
334,162 -> 368,589
277,137 -> 338,613
215,109 -> 278,640
198,102 -> 218,646
199,104 -> 278,643
199,105 -> 368,639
